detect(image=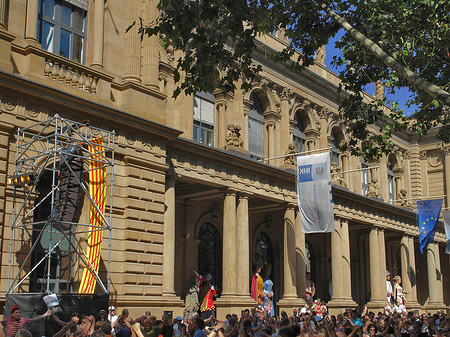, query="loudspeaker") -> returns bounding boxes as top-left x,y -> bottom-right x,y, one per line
53,145 -> 84,231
